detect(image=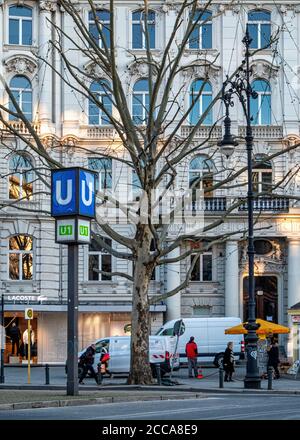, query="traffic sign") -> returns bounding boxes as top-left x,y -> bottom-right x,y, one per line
51,168 -> 96,218
25,308 -> 33,320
